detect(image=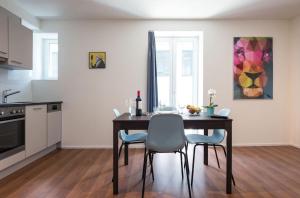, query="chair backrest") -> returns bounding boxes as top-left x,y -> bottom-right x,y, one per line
146,114 -> 186,153
155,106 -> 177,114
211,108 -> 231,143
113,108 -> 121,117
157,106 -> 177,111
